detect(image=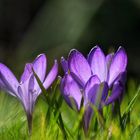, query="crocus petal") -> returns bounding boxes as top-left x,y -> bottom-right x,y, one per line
106,53 -> 114,70
0,78 -> 7,91
0,63 -> 19,96
28,74 -> 35,114
33,54 -> 47,82
18,86 -> 24,106
20,63 -> 33,83
32,54 -> 47,93
83,75 -> 100,132
99,82 -> 109,107
108,47 -> 127,87
60,73 -> 82,110
68,49 -> 91,86
105,82 -> 123,105
0,78 -> 5,88
18,74 -> 35,134
83,77 -> 108,132
18,74 -> 35,114
84,75 -> 100,105
112,71 -> 127,103
88,46 -> 107,82
115,71 -> 127,87
0,78 -> 16,97
83,106 -> 93,133
84,76 -> 108,107
61,57 -> 68,73
43,60 -> 58,90
70,72 -> 85,88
